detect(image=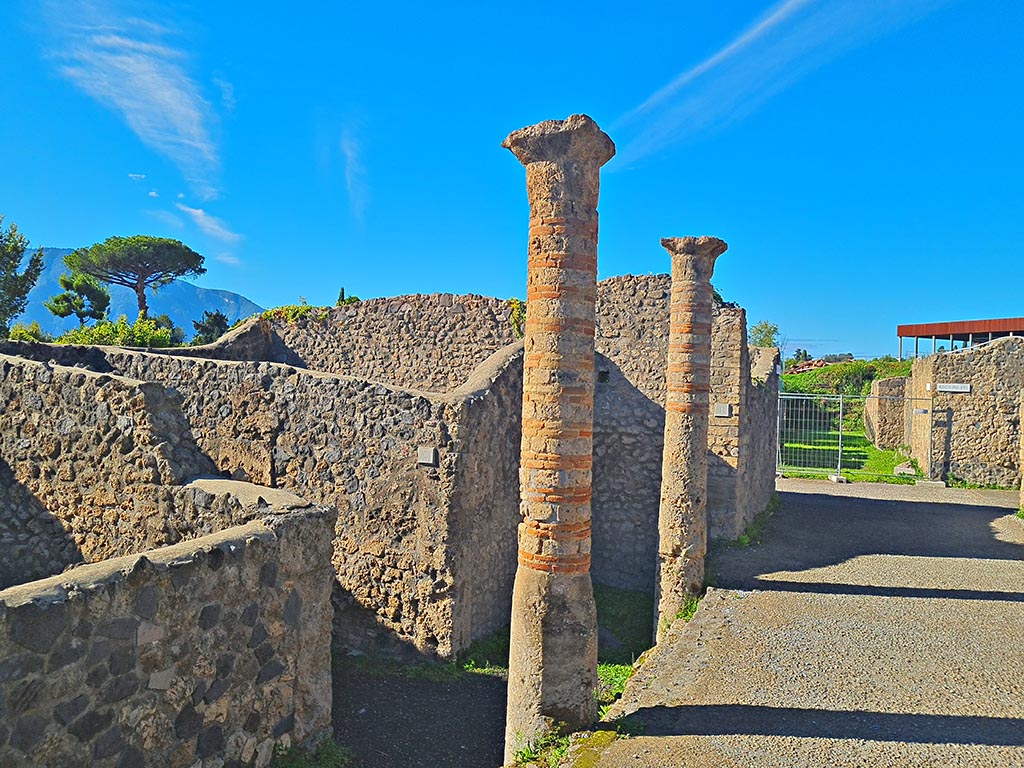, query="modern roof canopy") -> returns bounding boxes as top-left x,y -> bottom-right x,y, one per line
897,318 -> 1024,359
